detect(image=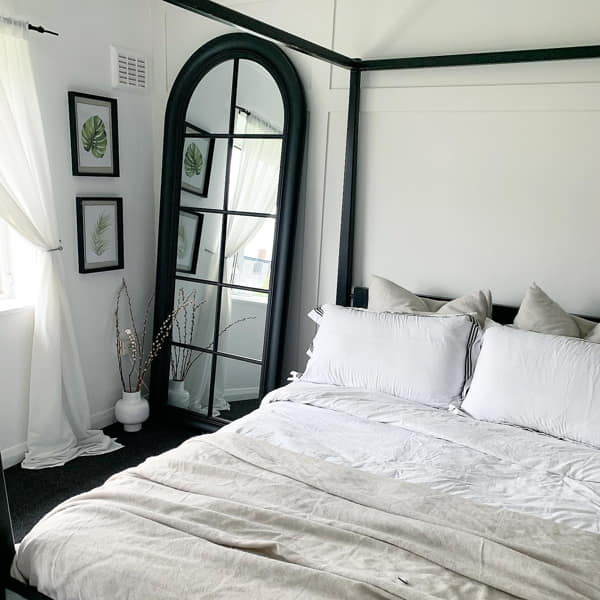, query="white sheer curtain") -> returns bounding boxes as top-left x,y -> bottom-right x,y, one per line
0,18 -> 120,469
214,112 -> 280,406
